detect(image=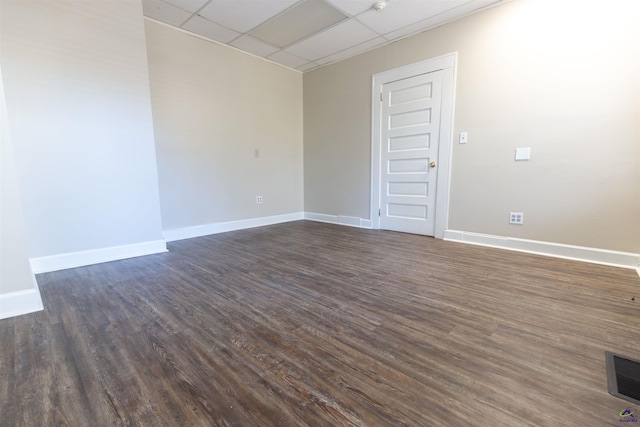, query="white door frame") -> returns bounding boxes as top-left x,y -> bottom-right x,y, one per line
370,52 -> 456,238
